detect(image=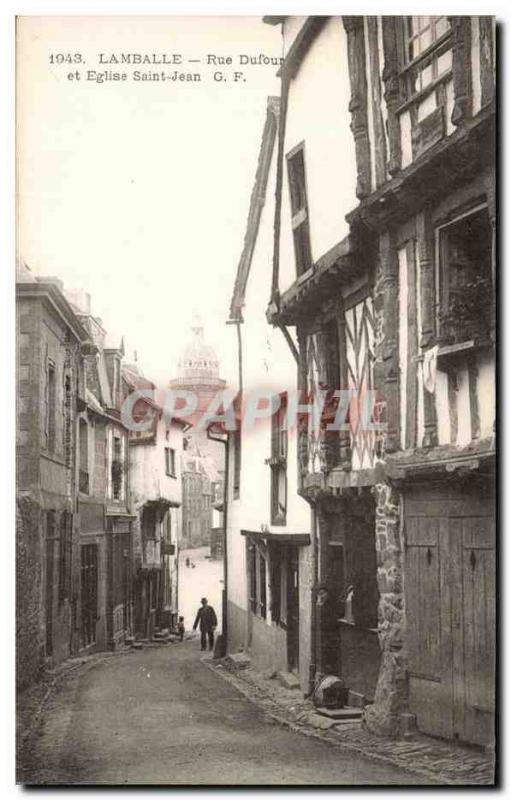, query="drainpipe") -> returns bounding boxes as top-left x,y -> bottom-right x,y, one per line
207,428 -> 229,651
